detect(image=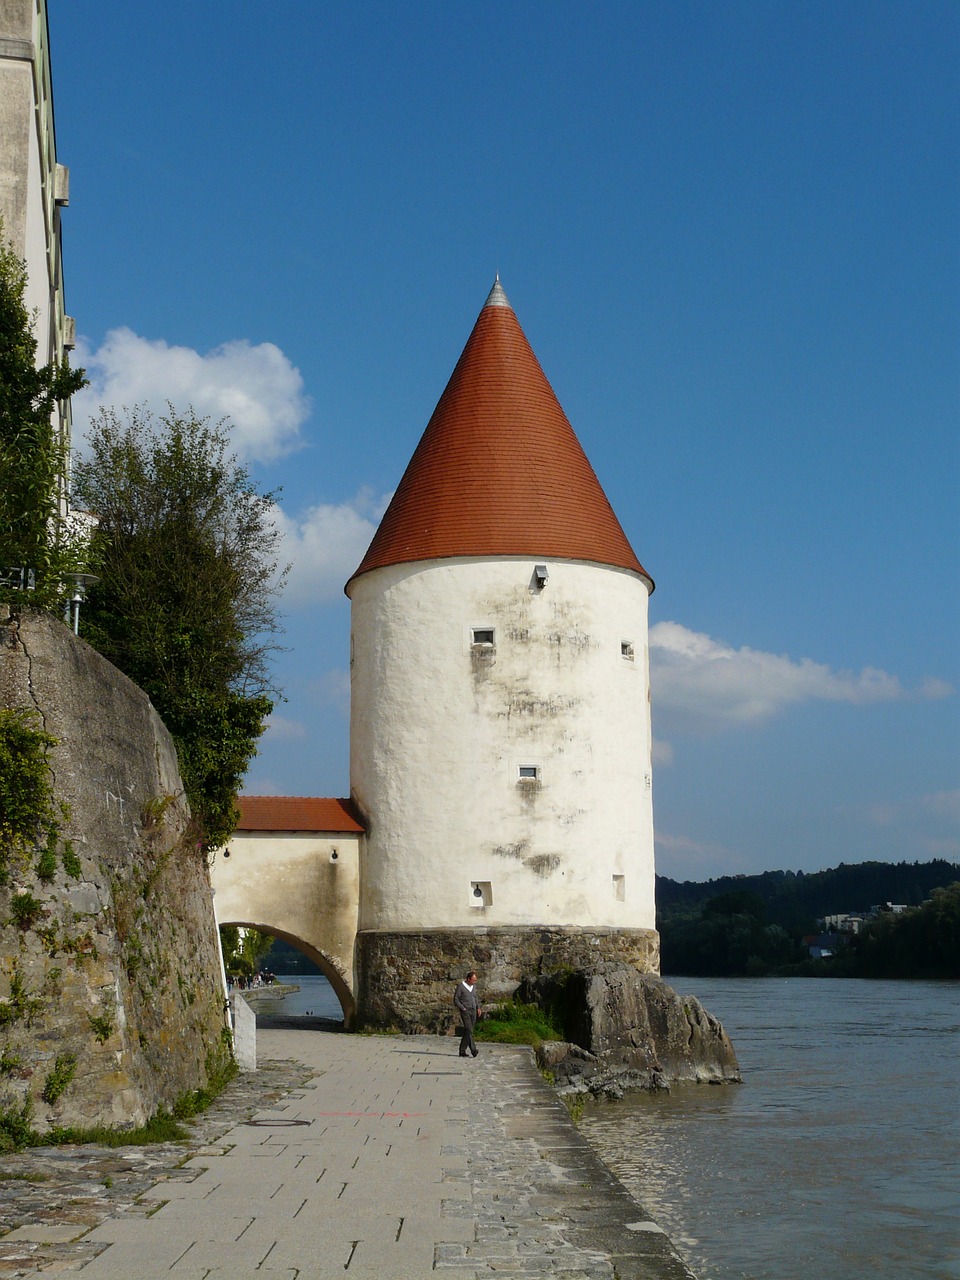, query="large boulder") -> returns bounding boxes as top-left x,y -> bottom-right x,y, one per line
518,965 -> 741,1097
